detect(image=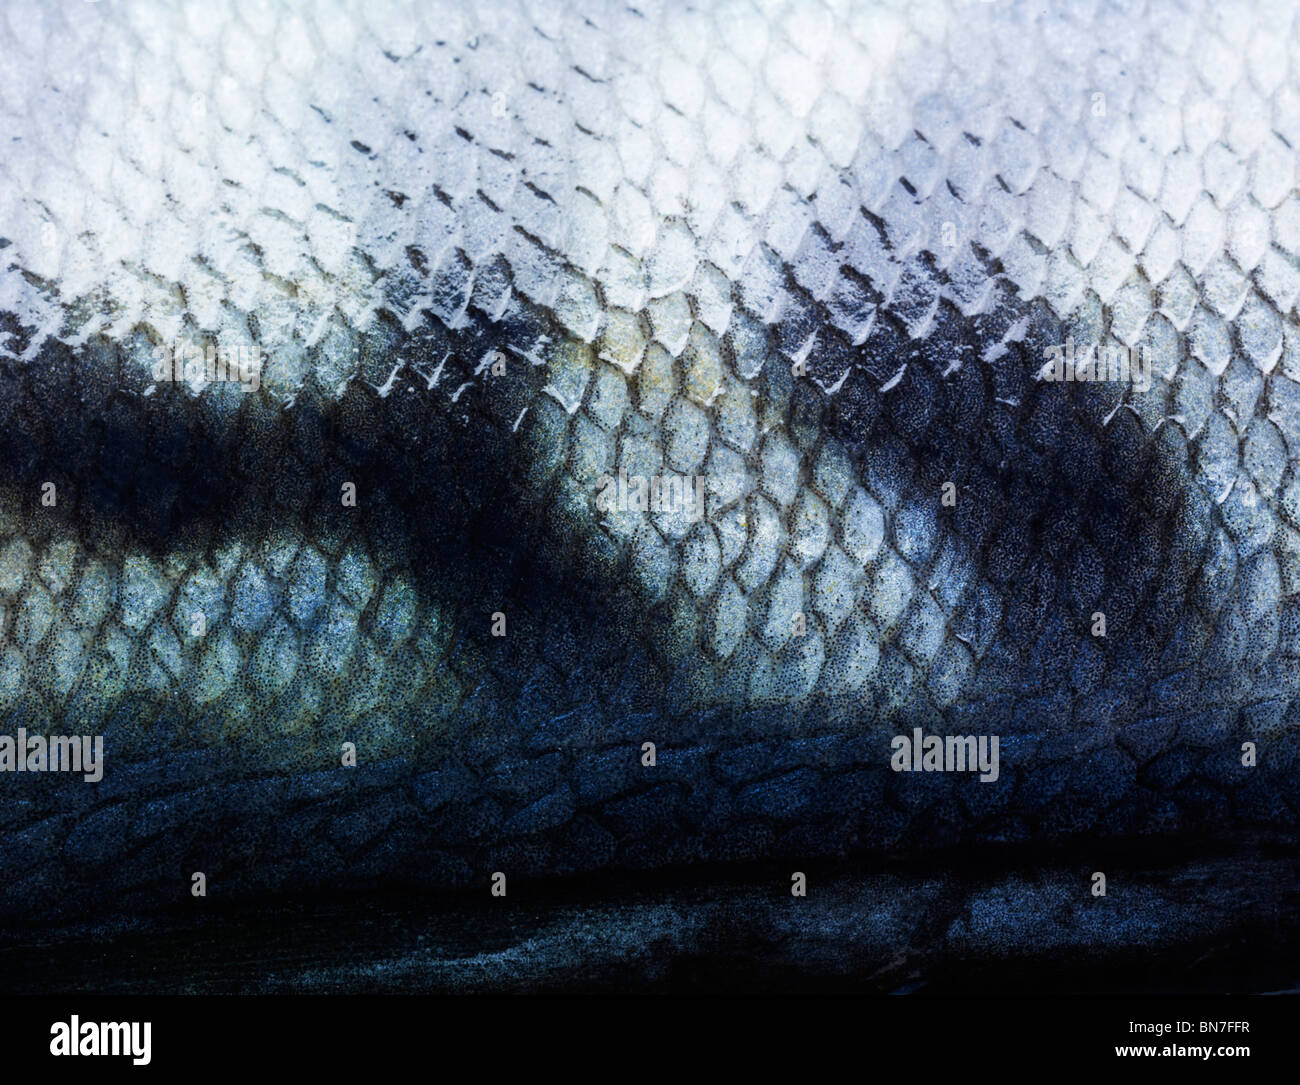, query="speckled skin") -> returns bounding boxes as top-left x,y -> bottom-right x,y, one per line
0,0 -> 1296,951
